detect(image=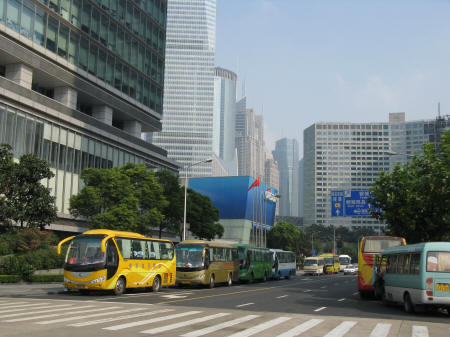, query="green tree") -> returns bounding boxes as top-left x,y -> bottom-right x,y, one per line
155,170 -> 184,238
186,189 -> 223,240
370,130 -> 450,243
267,221 -> 309,258
70,163 -> 167,235
0,144 -> 56,231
